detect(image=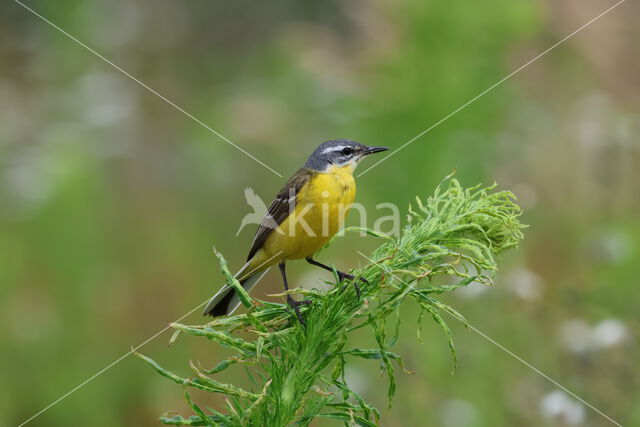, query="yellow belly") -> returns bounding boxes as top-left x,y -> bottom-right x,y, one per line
263,165 -> 356,262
